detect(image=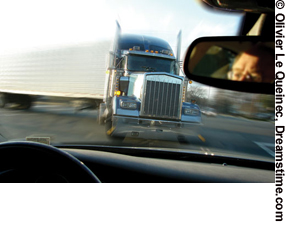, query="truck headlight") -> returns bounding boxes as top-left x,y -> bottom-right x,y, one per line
184,108 -> 200,115
120,100 -> 137,109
